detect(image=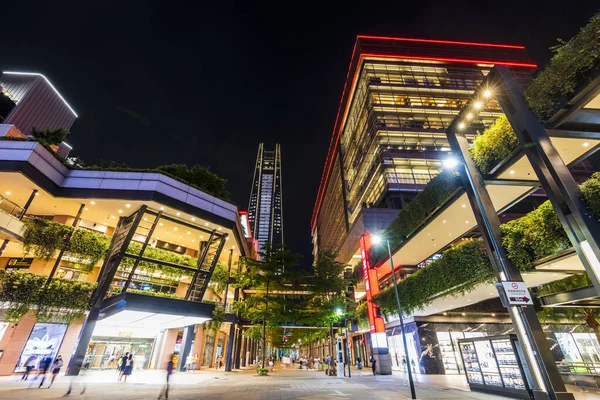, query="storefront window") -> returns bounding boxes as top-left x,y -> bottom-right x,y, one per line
15,323 -> 68,373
